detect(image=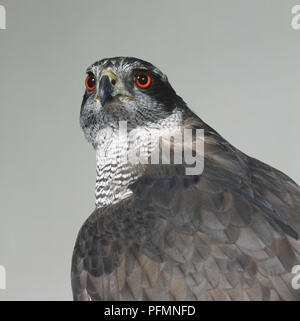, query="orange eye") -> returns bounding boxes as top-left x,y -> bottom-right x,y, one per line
85,74 -> 96,91
135,71 -> 151,89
